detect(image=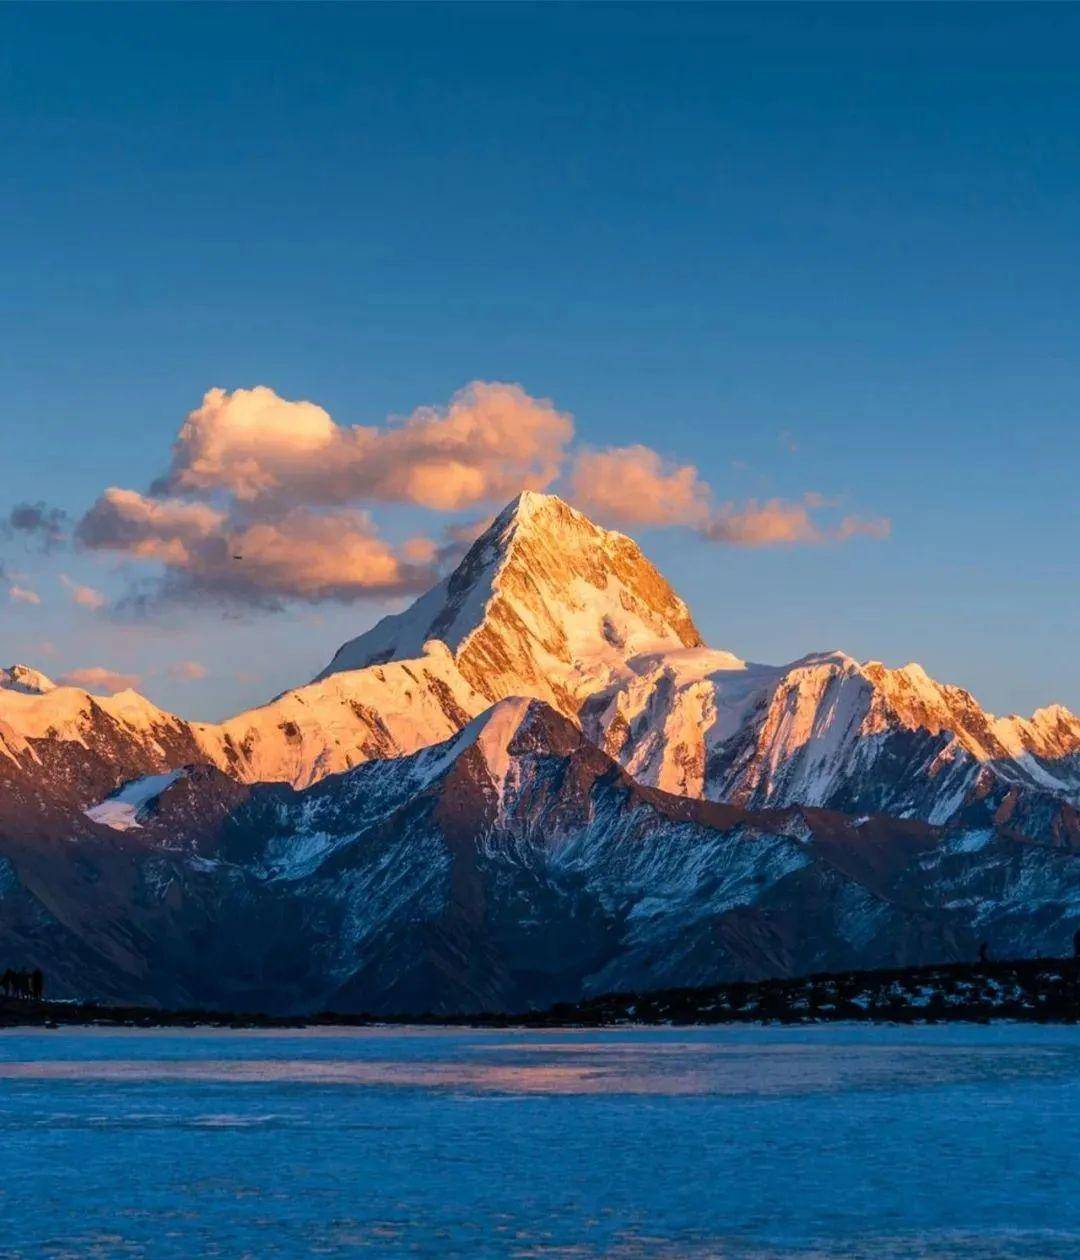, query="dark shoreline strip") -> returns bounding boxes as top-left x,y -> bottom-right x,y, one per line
2,957 -> 1079,1030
